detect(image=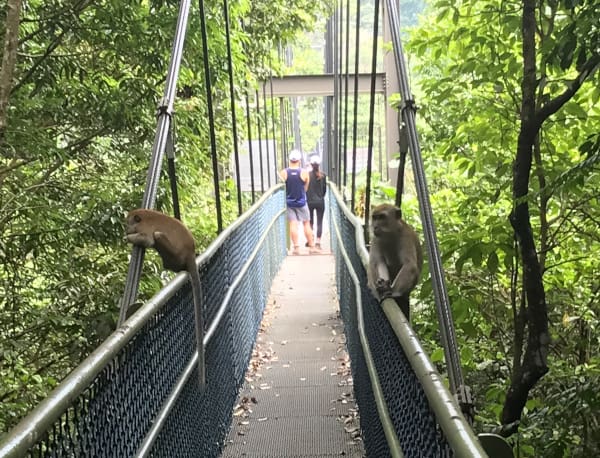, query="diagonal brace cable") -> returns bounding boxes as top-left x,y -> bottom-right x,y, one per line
383,0 -> 467,408
117,0 -> 192,327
